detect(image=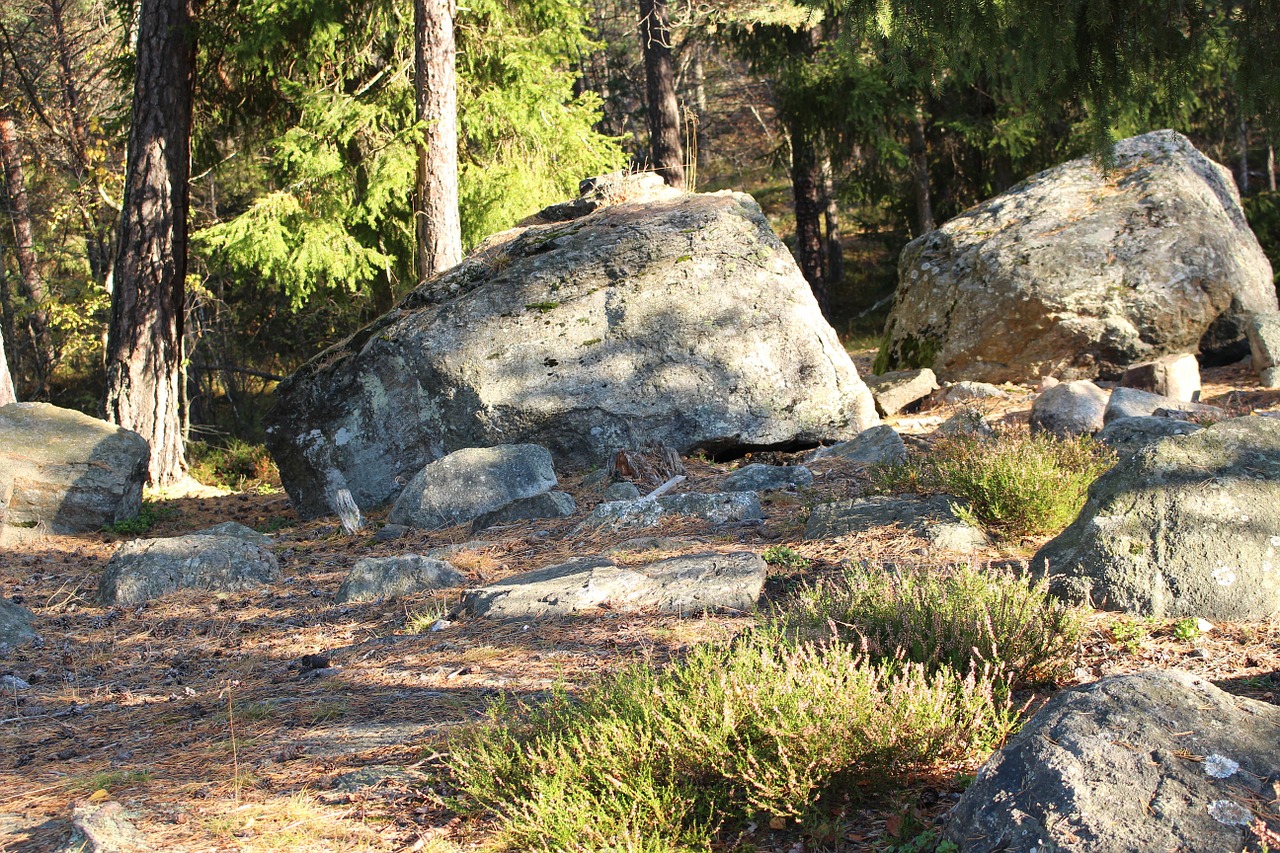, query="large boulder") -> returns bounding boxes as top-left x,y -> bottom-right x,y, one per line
98,534 -> 280,606
944,670 -> 1280,853
0,403 -> 149,537
265,189 -> 878,517
878,130 -> 1276,383
1033,416 -> 1280,619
